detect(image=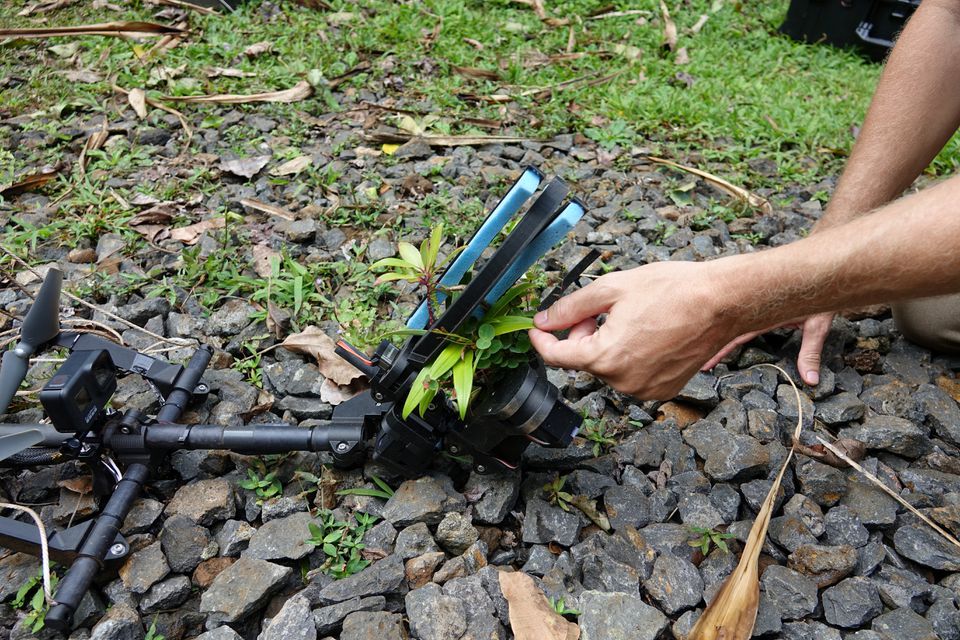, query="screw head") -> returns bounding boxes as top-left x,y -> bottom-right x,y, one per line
195,383 -> 209,393
449,445 -> 459,454
109,543 -> 126,556
336,442 -> 349,452
475,465 -> 486,473
373,392 -> 384,402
